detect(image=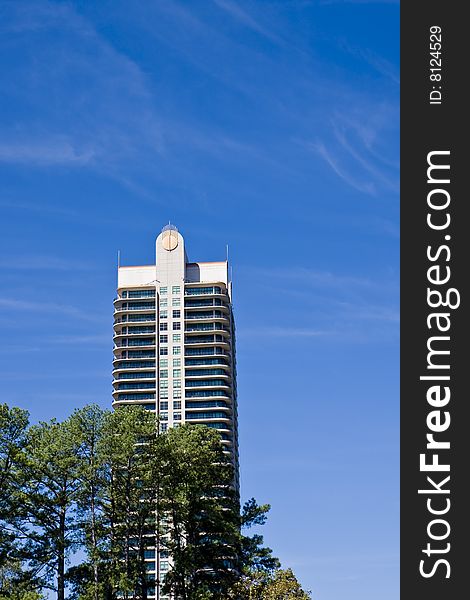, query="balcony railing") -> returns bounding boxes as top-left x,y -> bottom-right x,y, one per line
185,324 -> 230,332
114,315 -> 156,323
115,303 -> 155,311
185,348 -> 229,357
185,286 -> 223,296
184,299 -> 223,308
185,379 -> 229,388
184,311 -> 226,320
